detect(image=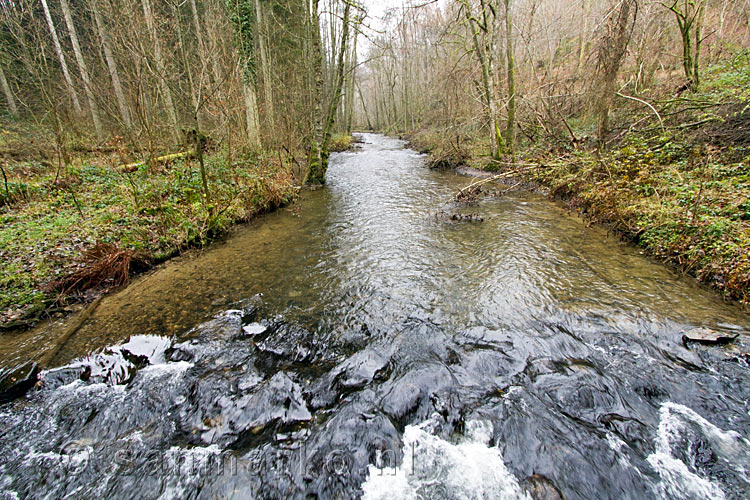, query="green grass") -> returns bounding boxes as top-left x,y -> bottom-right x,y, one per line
0,150 -> 297,327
